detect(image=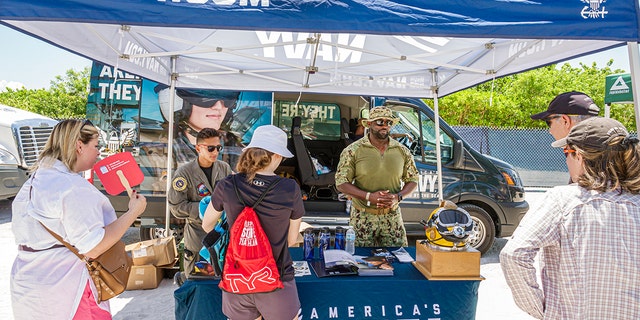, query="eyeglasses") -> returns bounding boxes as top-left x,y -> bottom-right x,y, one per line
563,146 -> 576,158
373,119 -> 394,127
544,115 -> 562,127
199,145 -> 223,152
